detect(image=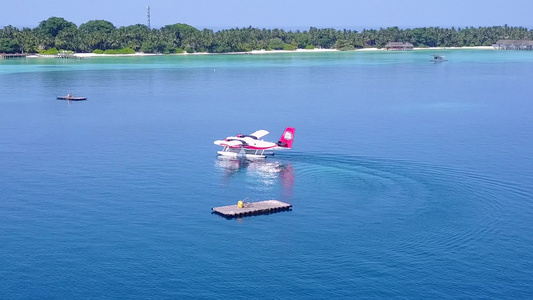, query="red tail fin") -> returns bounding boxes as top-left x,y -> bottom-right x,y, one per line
277,127 -> 295,149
